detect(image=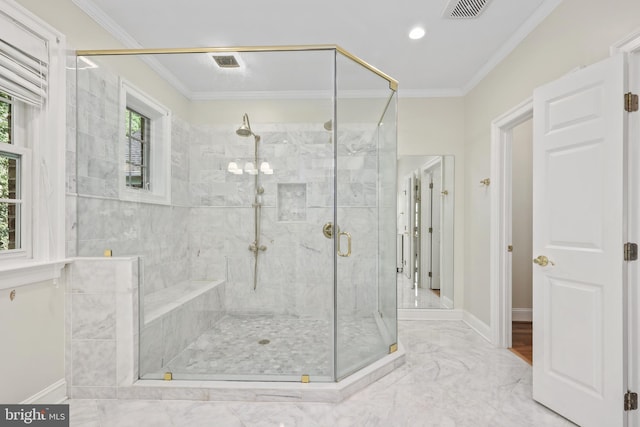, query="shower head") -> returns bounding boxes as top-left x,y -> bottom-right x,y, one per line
236,113 -> 254,137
